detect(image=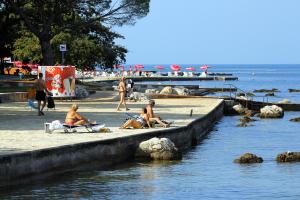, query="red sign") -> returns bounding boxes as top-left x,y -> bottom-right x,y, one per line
39,66 -> 76,97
